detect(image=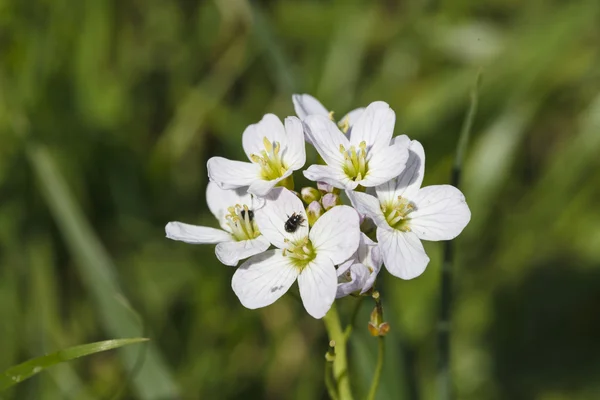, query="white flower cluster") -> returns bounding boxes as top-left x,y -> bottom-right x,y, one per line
166,95 -> 471,319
